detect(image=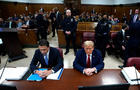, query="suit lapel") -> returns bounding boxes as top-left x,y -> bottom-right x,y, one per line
91,50 -> 96,67
83,50 -> 87,67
